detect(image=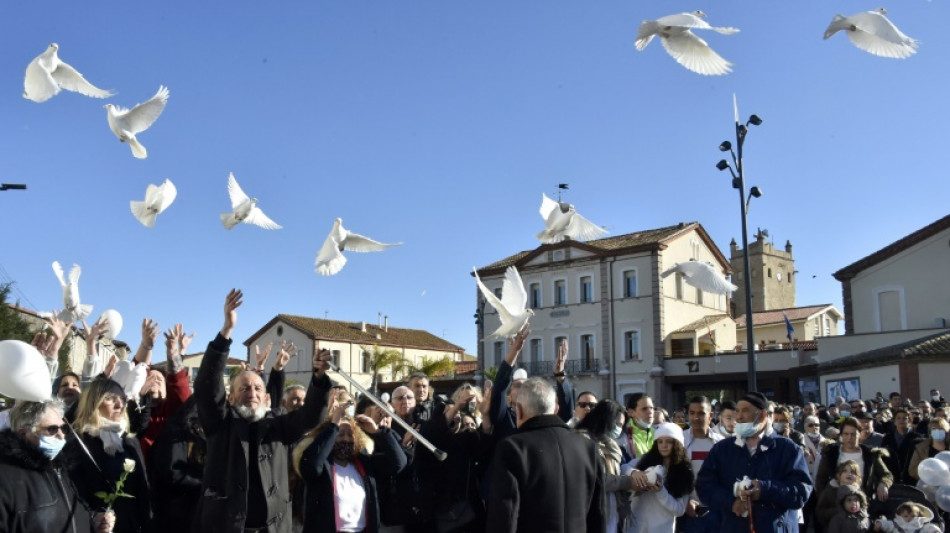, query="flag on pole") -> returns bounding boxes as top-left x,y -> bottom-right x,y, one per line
783,313 -> 794,343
